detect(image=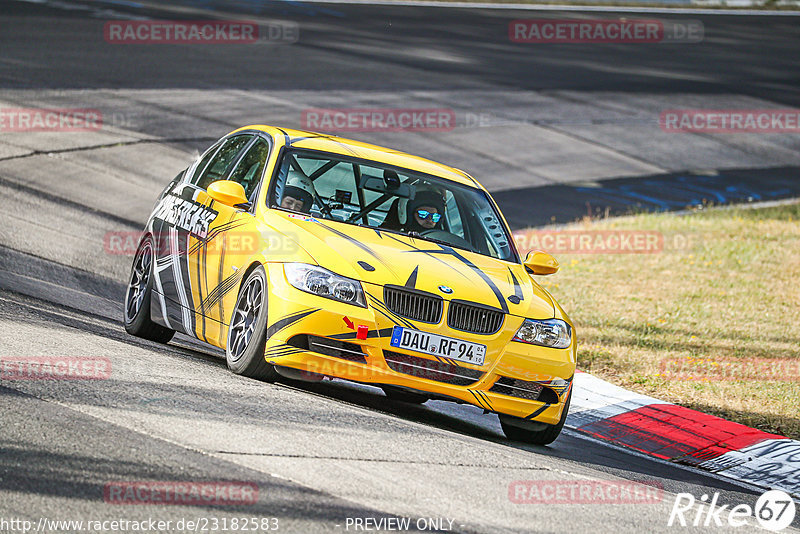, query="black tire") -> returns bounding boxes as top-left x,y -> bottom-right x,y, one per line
124,236 -> 175,344
500,390 -> 571,446
225,266 -> 278,381
381,386 -> 428,404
